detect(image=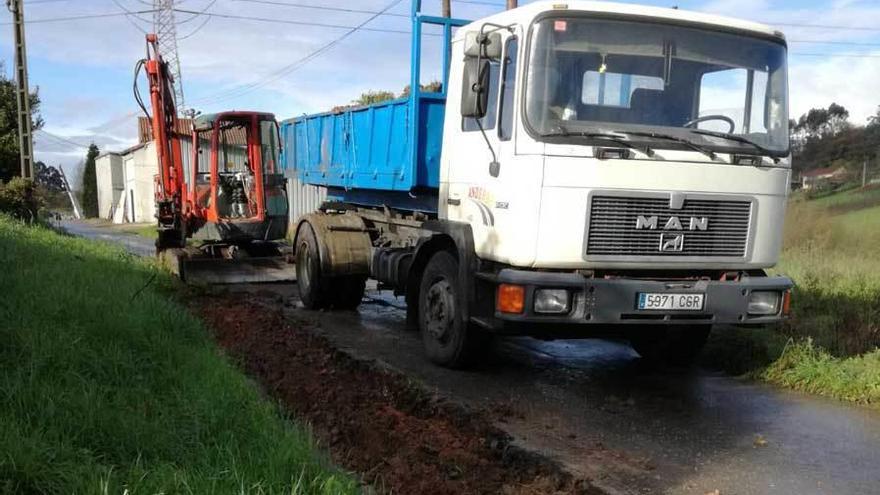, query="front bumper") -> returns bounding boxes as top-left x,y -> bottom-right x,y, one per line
472,269 -> 793,336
